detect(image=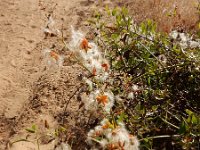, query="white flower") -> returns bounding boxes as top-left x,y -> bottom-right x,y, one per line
96,72 -> 109,82
82,90 -> 114,113
195,67 -> 199,71
132,84 -> 139,92
129,135 -> 140,150
179,42 -> 188,49
86,59 -> 102,75
169,30 -> 178,40
95,91 -> 114,113
189,41 -> 200,49
43,48 -> 63,68
68,27 -> 111,83
103,92 -> 114,113
81,90 -> 114,113
43,28 -> 53,35
87,118 -> 140,150
127,92 -> 134,99
179,33 -> 188,42
158,54 -> 167,65
115,95 -> 123,102
88,42 -> 102,60
68,26 -> 85,52
99,139 -> 108,148
106,122 -> 130,145
100,118 -> 109,126
83,77 -> 93,91
81,92 -> 98,112
100,59 -> 110,72
47,16 -> 55,27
